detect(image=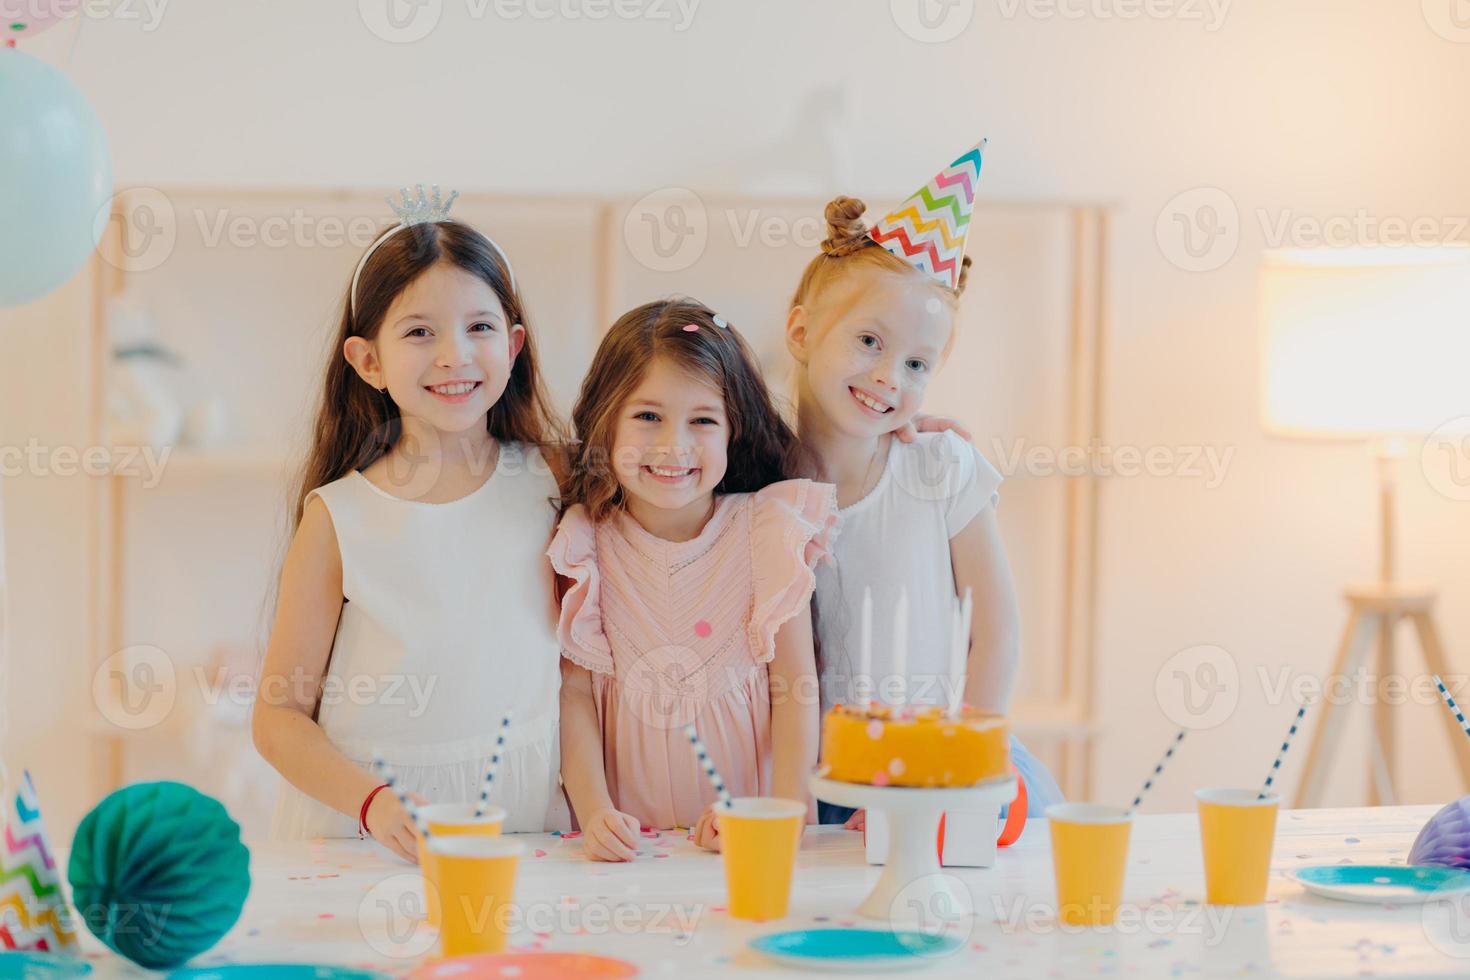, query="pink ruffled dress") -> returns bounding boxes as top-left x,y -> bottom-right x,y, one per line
548,479 -> 839,830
